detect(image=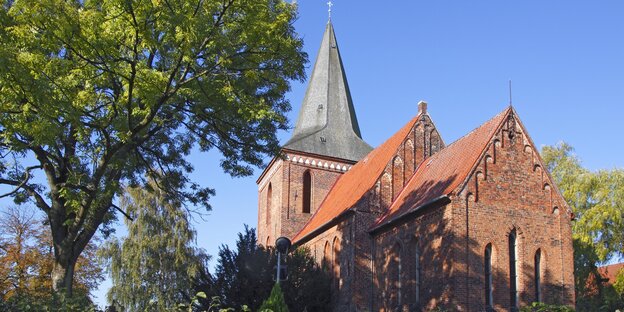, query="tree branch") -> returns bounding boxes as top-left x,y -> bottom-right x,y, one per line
112,203 -> 133,222
0,165 -> 41,199
0,178 -> 51,212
